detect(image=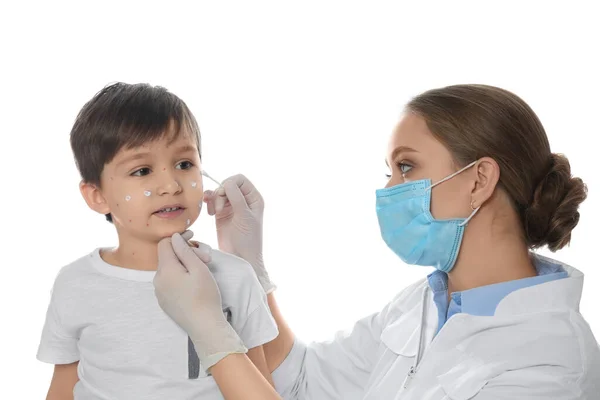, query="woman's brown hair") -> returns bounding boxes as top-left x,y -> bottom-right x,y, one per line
407,84 -> 587,251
